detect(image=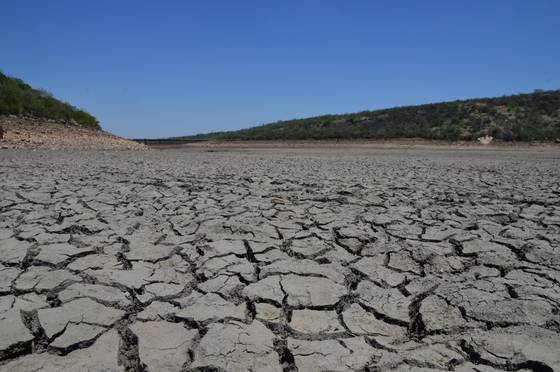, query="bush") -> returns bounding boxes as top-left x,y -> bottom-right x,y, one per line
0,72 -> 100,129
178,90 -> 560,142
